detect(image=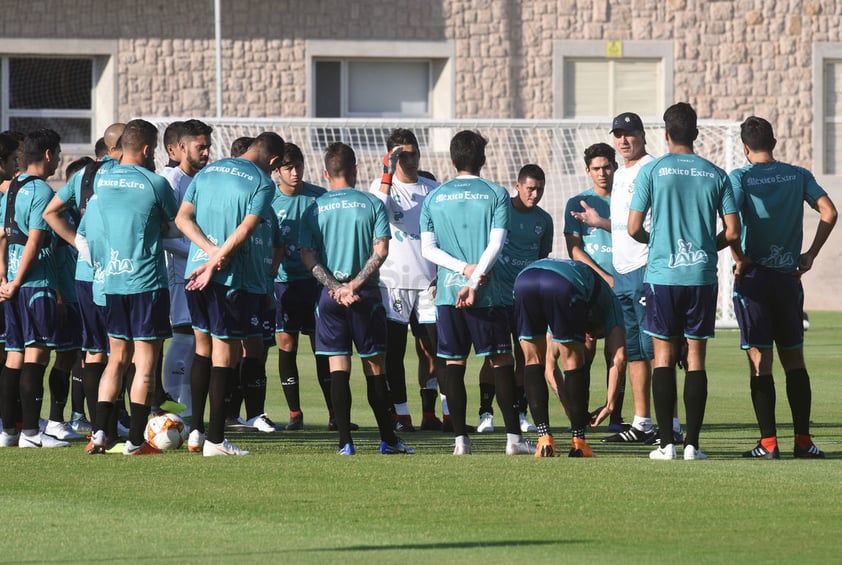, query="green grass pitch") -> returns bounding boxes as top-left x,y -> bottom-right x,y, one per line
2,312 -> 841,563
